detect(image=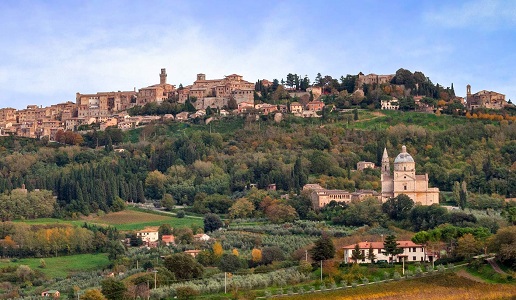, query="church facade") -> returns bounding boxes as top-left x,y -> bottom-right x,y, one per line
381,146 -> 439,205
